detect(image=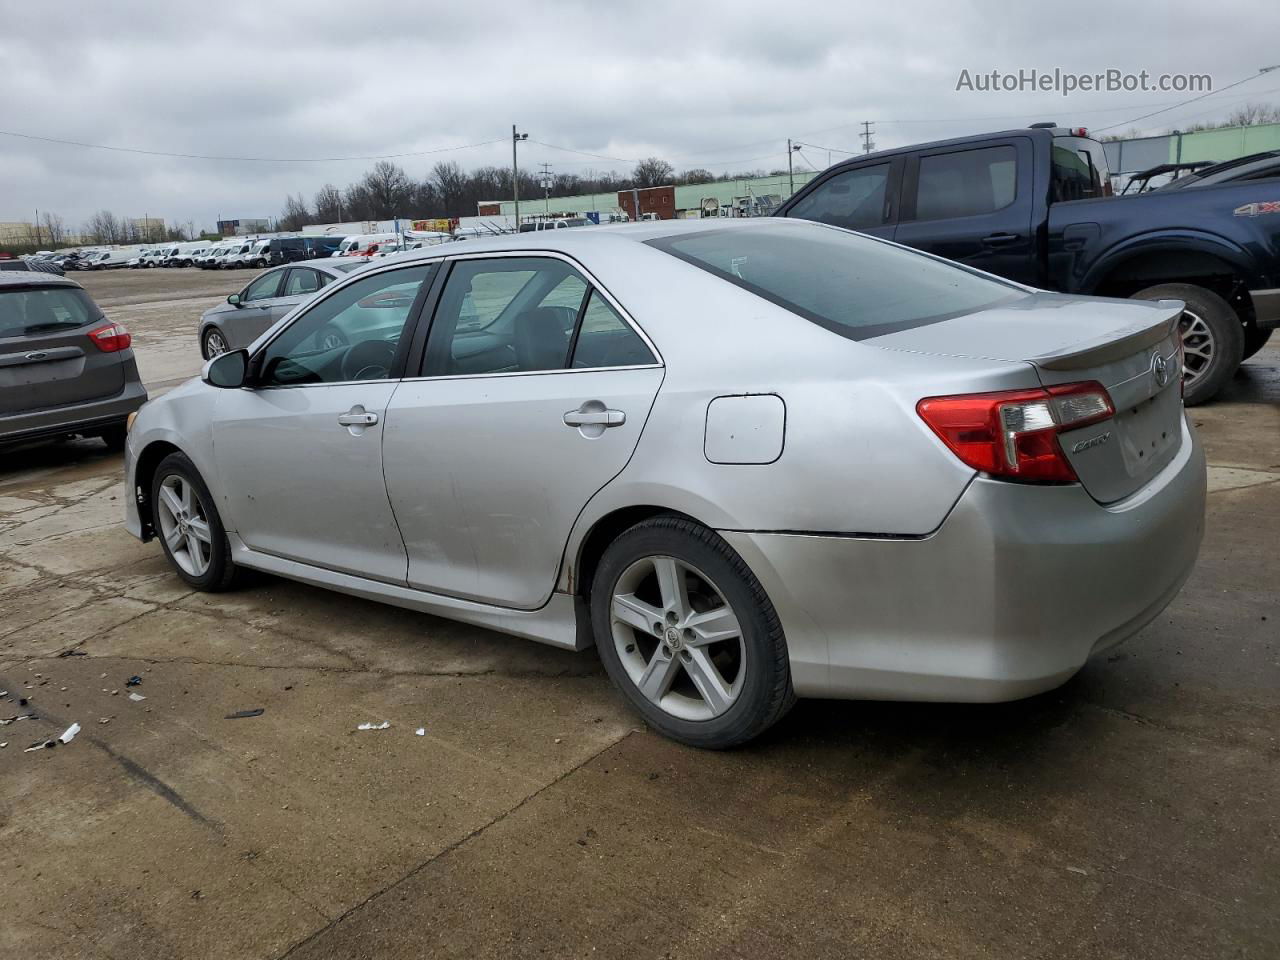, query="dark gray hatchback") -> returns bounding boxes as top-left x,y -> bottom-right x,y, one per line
0,273 -> 147,450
